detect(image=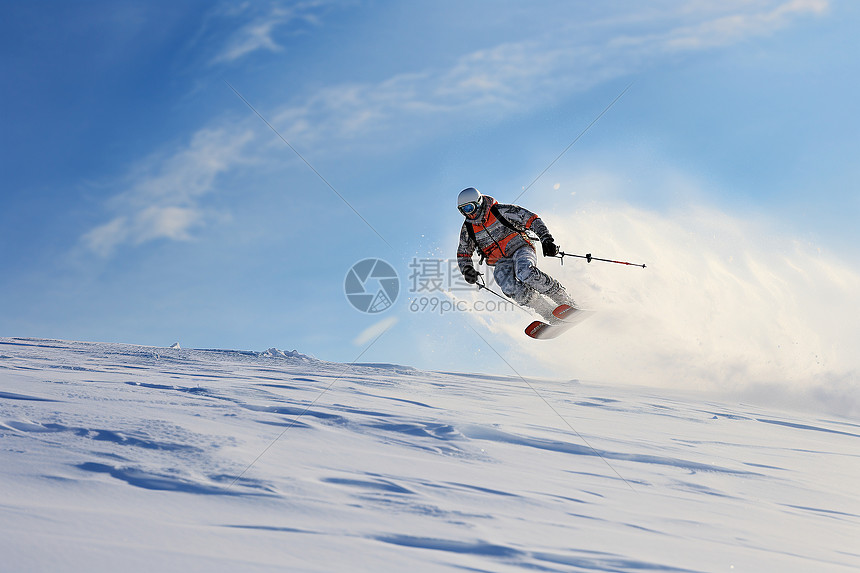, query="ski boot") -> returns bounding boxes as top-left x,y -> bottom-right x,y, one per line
545,281 -> 577,309
523,291 -> 561,323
